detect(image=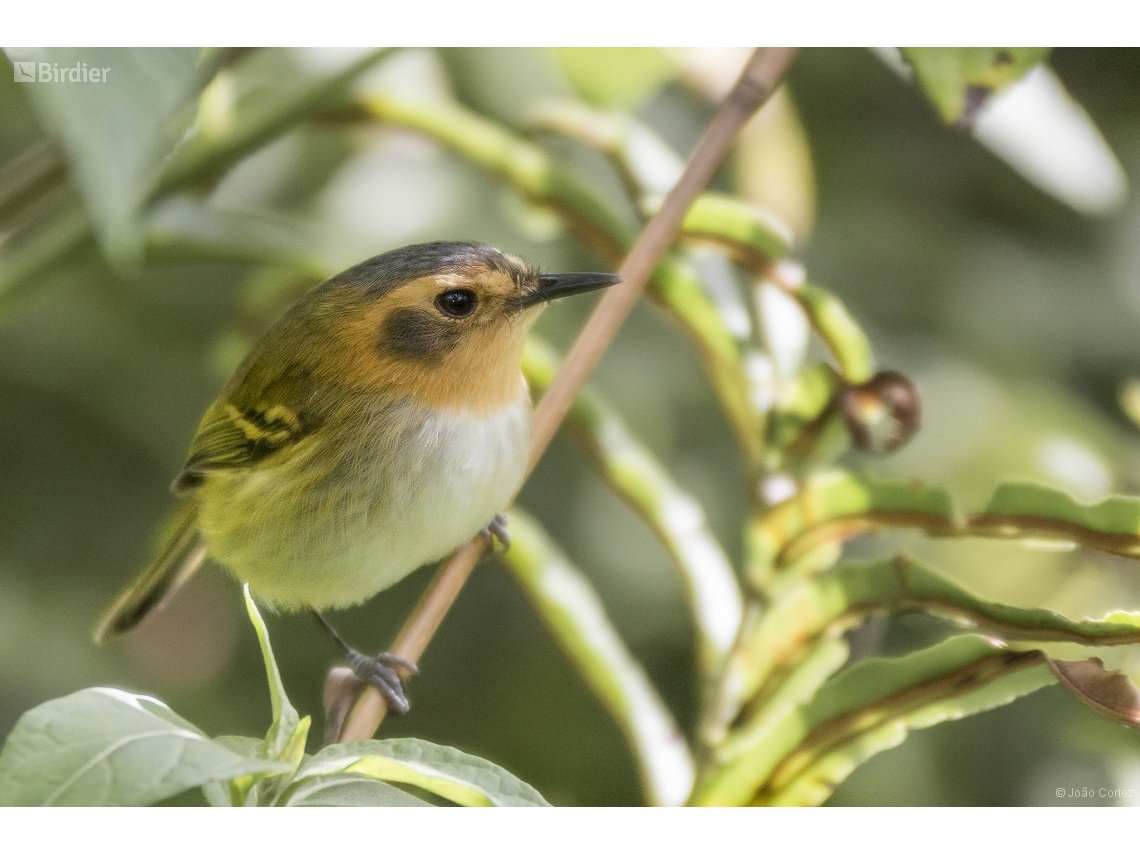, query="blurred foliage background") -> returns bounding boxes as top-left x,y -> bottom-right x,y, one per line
3,46 -> 1140,806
